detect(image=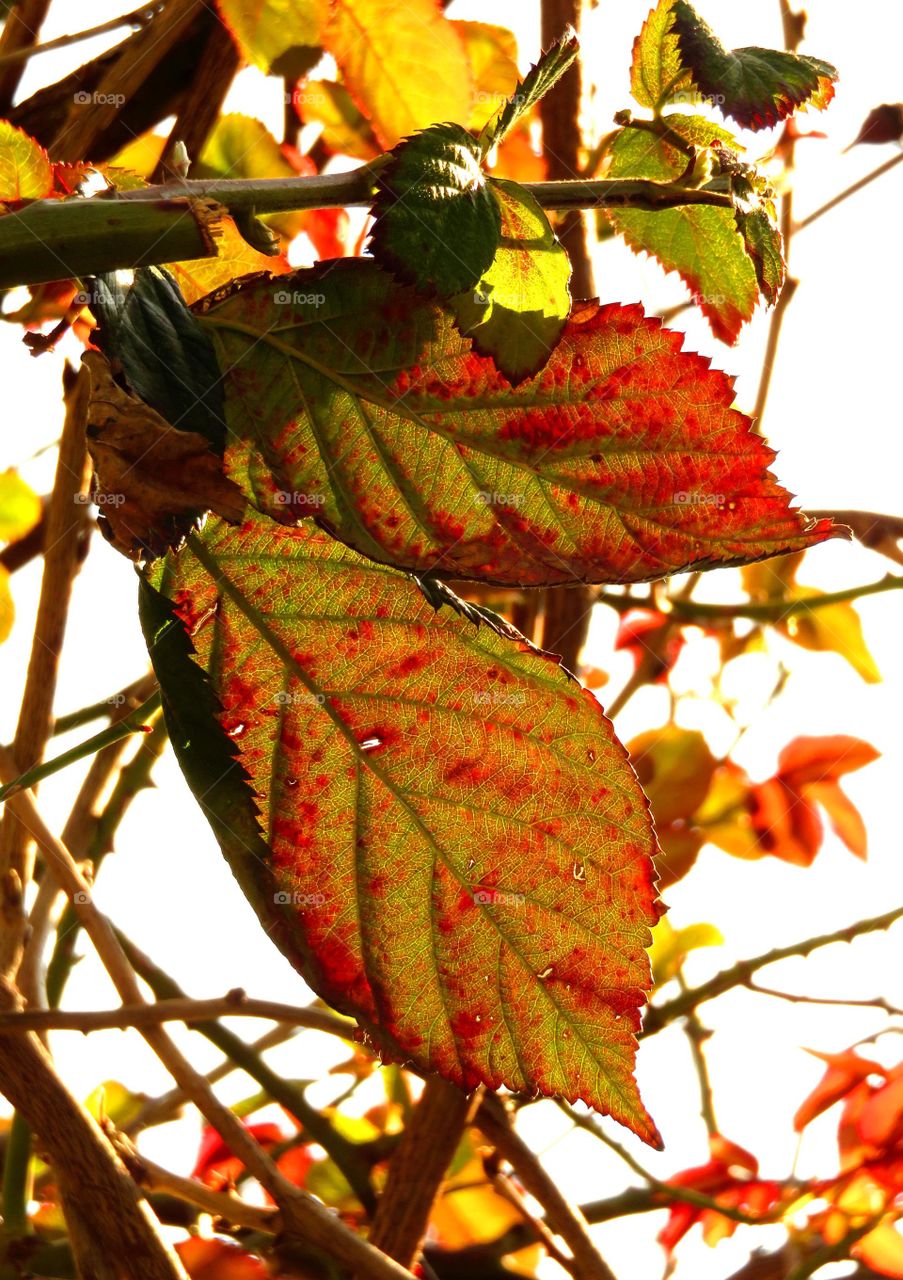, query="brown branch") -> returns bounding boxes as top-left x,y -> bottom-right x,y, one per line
477,1094 -> 620,1280
795,152 -> 903,232
151,15 -> 239,182
0,993 -> 356,1036
676,973 -> 718,1136
51,0 -> 206,163
808,509 -> 903,568
366,1077 -> 479,1269
0,364 -> 91,980
0,4 -> 163,70
746,982 -> 903,1016
111,1133 -> 280,1235
0,979 -> 187,1280
0,754 -> 415,1280
0,0 -> 51,111
643,903 -> 903,1035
